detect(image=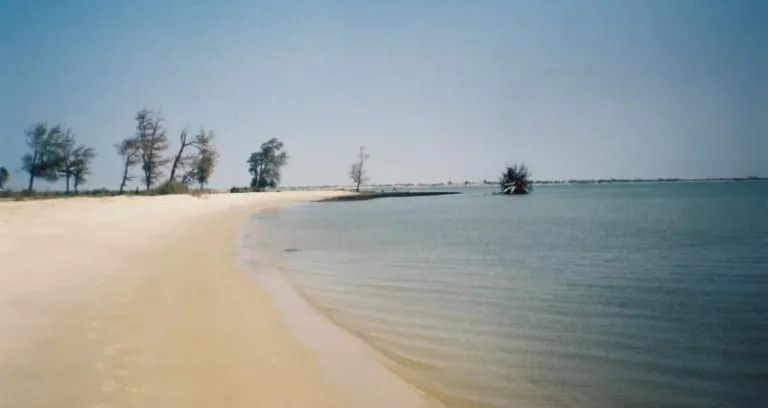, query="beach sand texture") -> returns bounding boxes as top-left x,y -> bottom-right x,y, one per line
0,192 -> 438,408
